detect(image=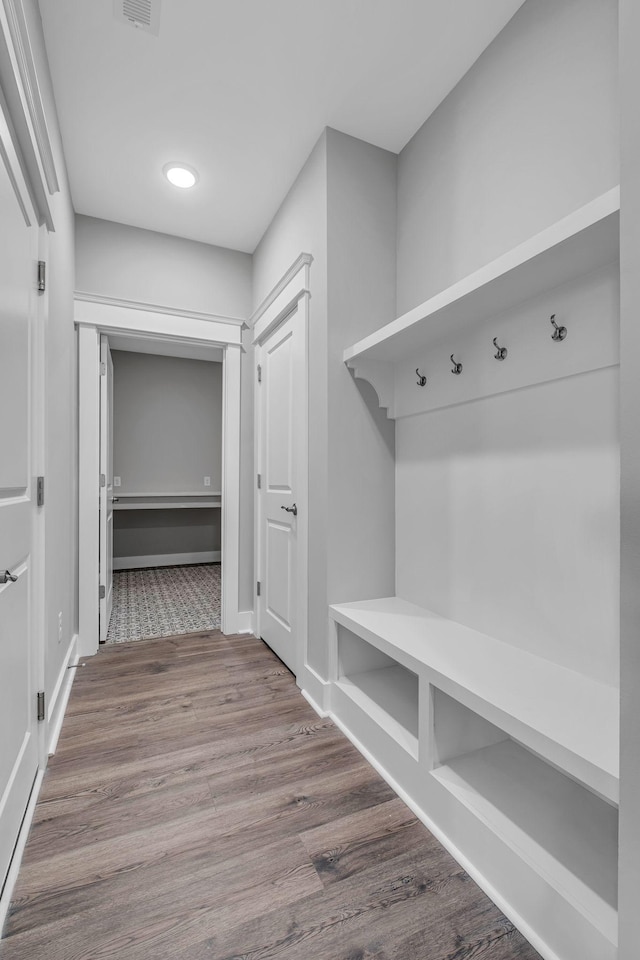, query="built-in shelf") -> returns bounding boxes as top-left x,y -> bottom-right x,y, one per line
336,665 -> 419,759
343,188 -> 620,418
113,495 -> 221,511
329,597 -> 619,804
432,739 -> 618,946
